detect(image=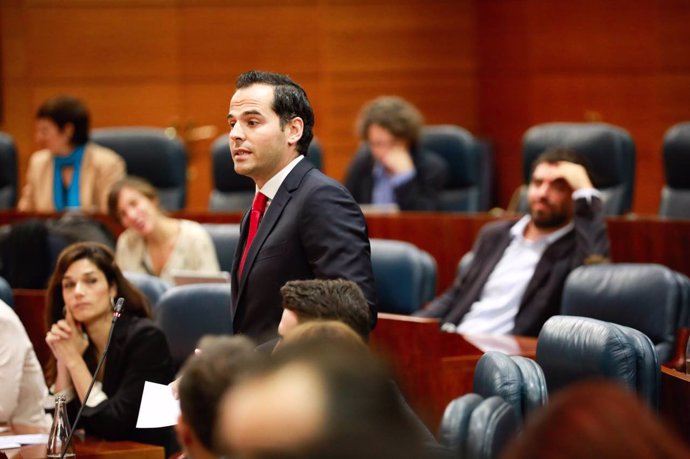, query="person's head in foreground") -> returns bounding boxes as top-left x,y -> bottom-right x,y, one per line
176,335 -> 263,459
218,327 -> 429,459
500,379 -> 690,459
